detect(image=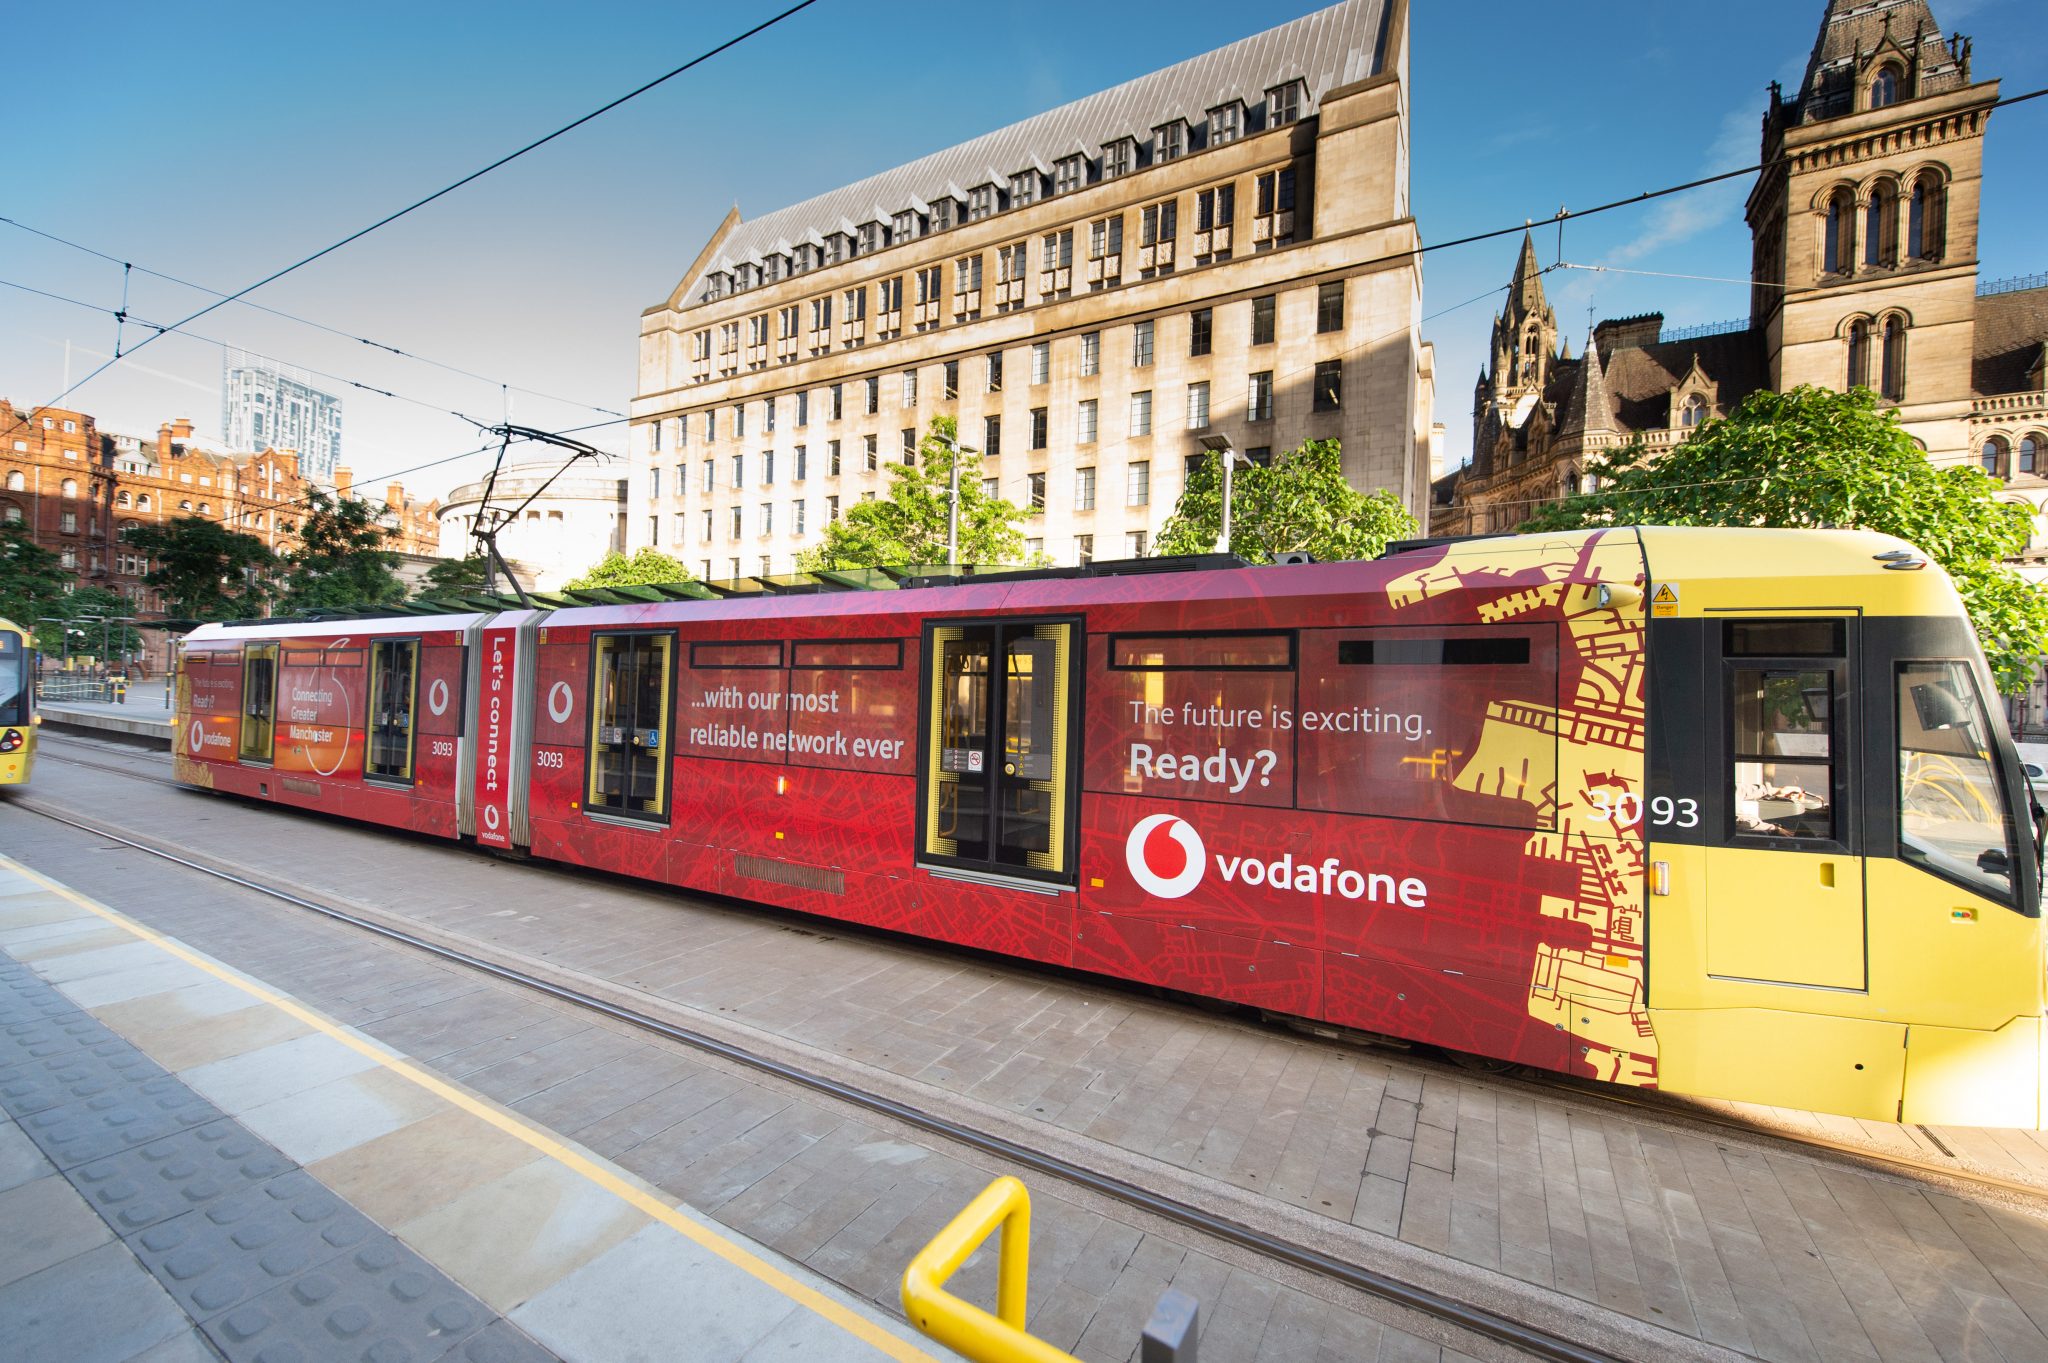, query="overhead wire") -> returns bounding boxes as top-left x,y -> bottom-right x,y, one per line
0,0 -> 826,442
